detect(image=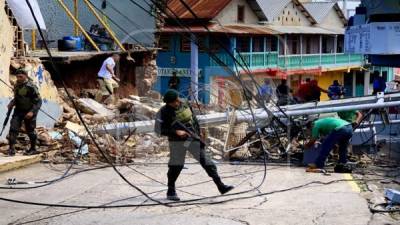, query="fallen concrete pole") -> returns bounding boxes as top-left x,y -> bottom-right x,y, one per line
96,98 -> 400,136
281,92 -> 400,111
